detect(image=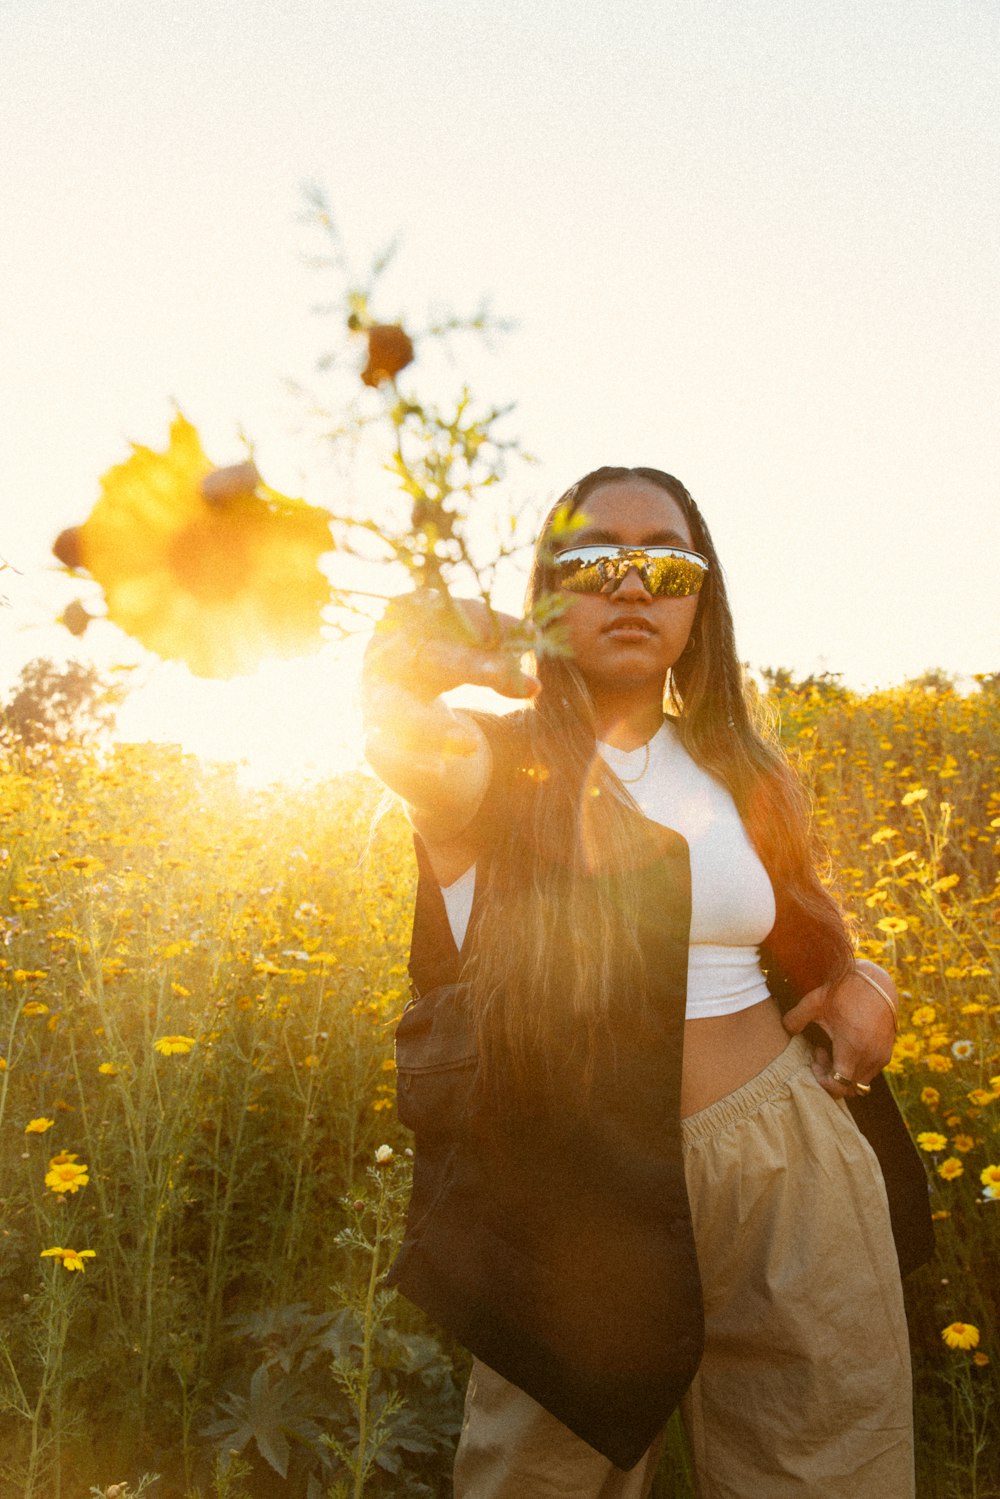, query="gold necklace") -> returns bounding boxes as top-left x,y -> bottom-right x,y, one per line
615,737 -> 651,785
